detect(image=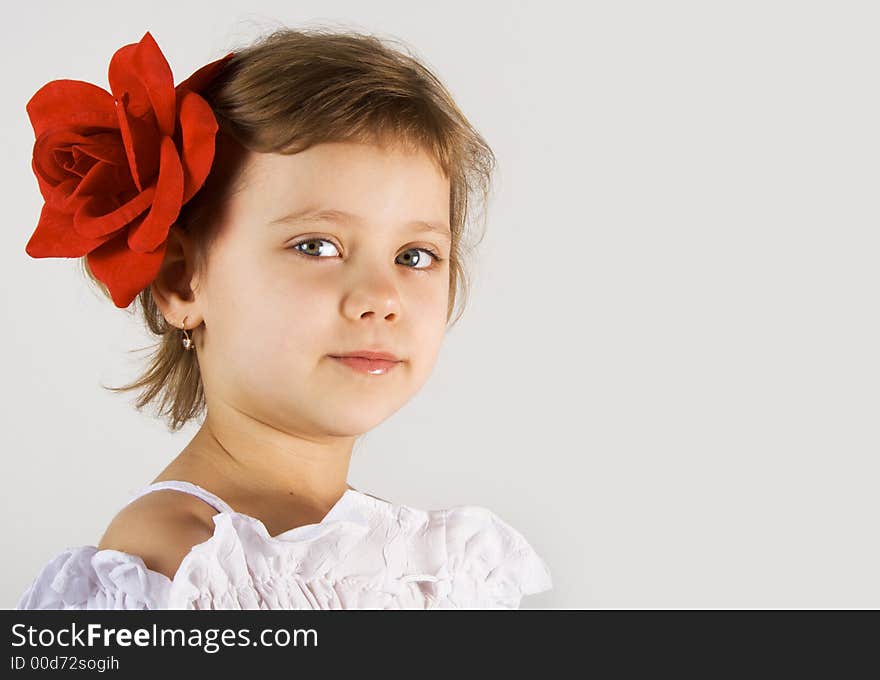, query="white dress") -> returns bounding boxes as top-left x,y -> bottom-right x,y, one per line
16,480 -> 553,610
